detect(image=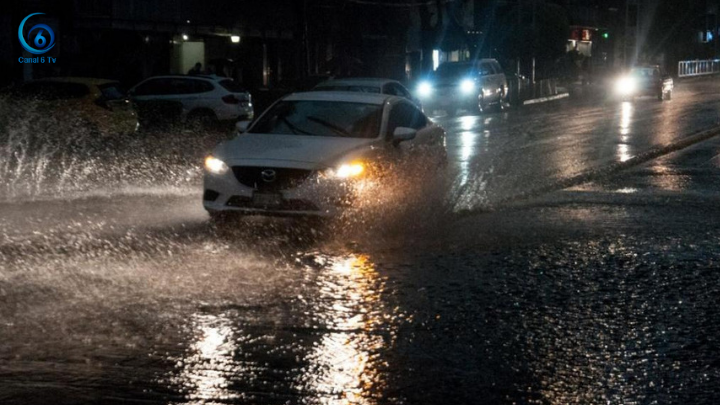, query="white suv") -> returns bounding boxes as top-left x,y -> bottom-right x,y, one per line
129,75 -> 253,126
